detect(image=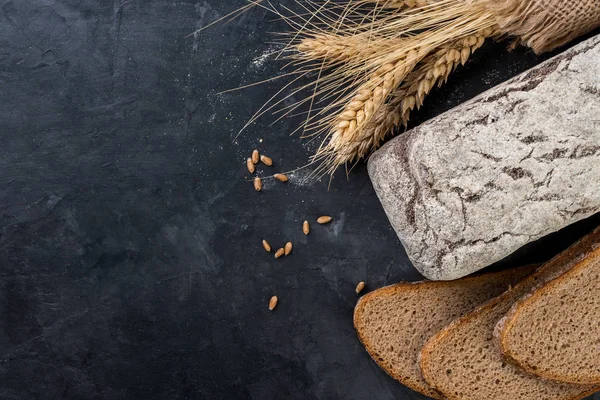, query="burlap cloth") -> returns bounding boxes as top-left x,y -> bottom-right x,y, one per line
480,0 -> 600,53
